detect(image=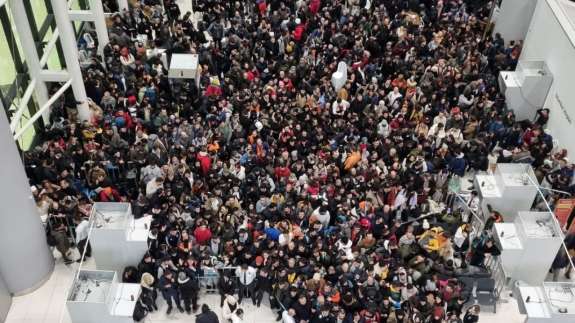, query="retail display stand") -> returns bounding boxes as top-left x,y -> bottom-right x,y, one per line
475,163 -> 538,222
66,270 -> 140,323
89,203 -> 152,275
498,60 -> 553,121
168,53 -> 199,79
515,282 -> 575,323
494,211 -> 563,285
